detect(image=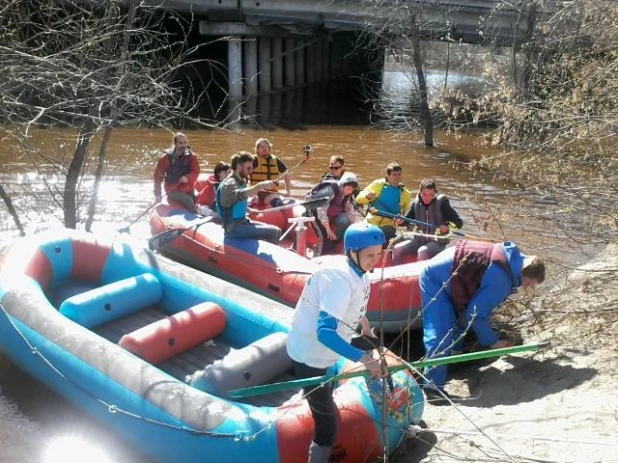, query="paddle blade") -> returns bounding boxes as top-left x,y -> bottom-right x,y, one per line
148,229 -> 185,251
258,195 -> 329,214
